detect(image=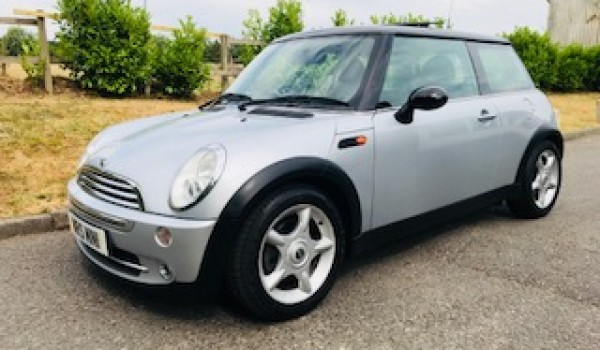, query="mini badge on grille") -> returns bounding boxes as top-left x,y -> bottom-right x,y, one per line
99,158 -> 108,168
